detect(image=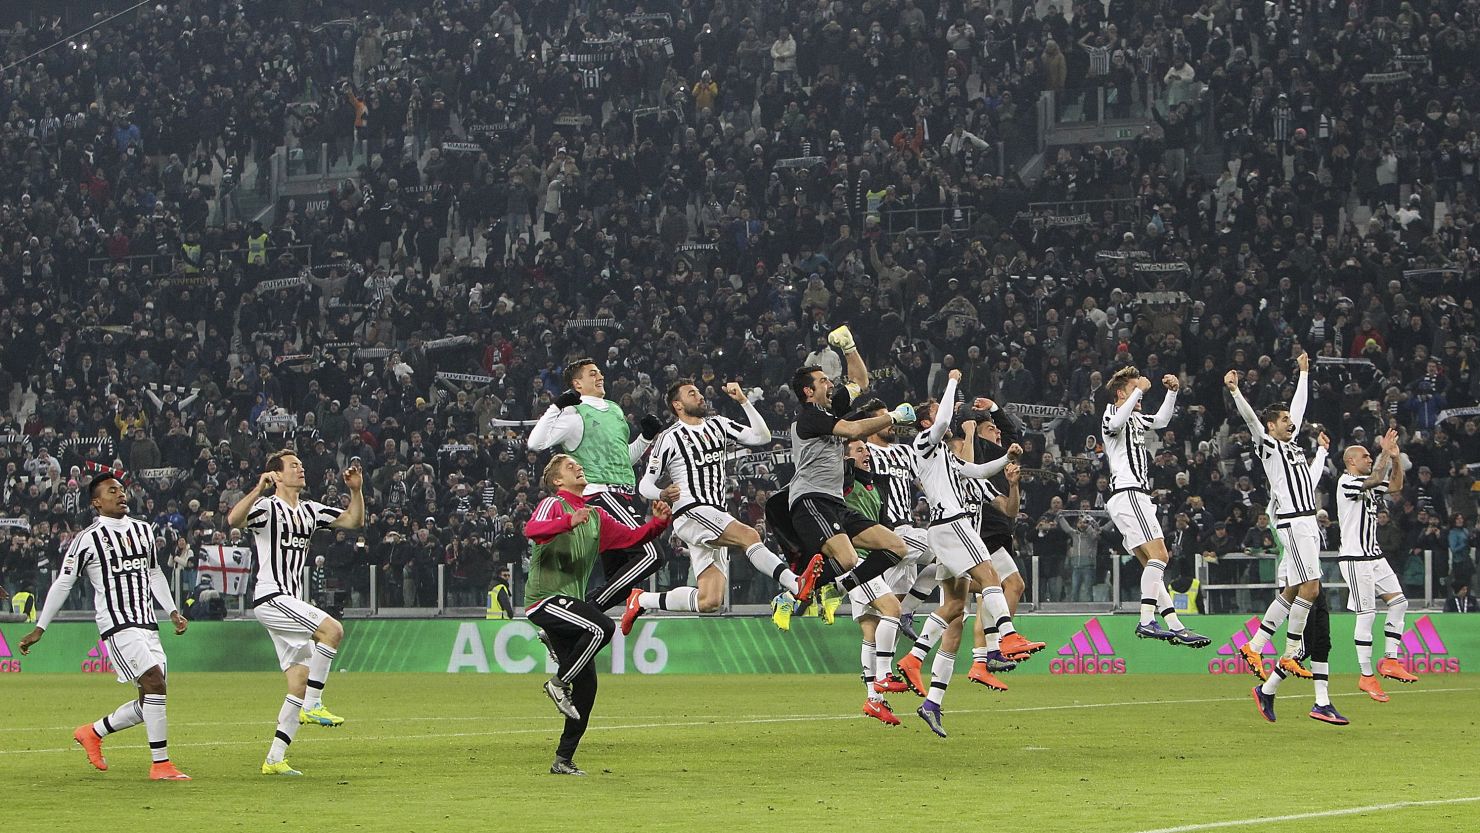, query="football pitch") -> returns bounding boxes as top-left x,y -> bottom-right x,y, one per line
4,672 -> 1477,832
